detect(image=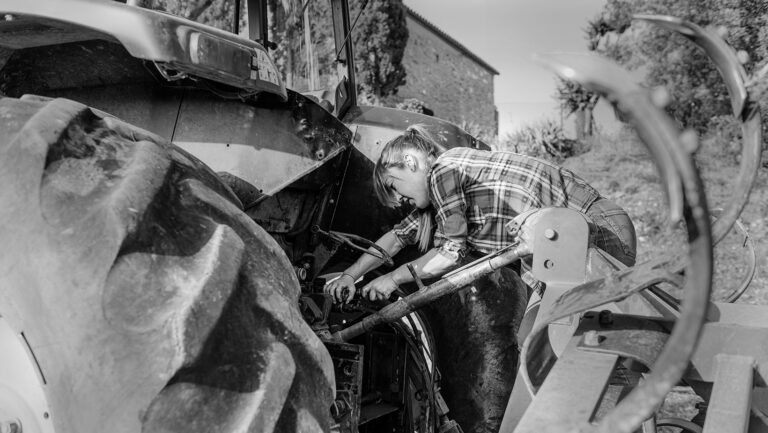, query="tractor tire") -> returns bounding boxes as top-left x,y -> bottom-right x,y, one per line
0,97 -> 334,433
